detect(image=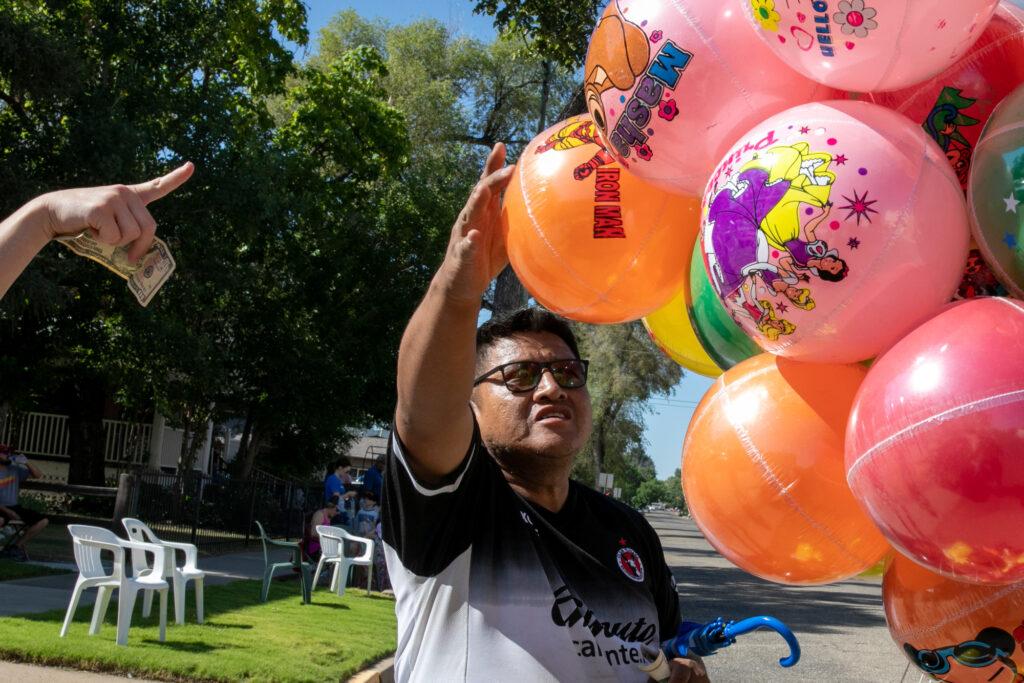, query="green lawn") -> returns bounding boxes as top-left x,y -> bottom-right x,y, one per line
0,578 -> 397,682
0,559 -> 72,581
